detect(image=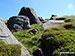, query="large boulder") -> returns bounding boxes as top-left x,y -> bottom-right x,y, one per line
43,20 -> 65,29
7,15 -> 31,31
0,19 -> 30,56
18,7 -> 41,25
